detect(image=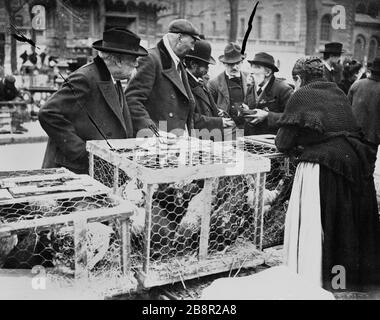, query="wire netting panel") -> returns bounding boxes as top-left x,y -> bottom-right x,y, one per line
88,139 -> 270,287
234,137 -> 298,248
0,170 -> 136,298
